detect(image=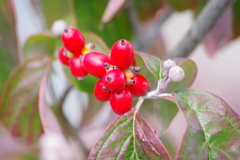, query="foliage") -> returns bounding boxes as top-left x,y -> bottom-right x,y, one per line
0,0 -> 240,159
